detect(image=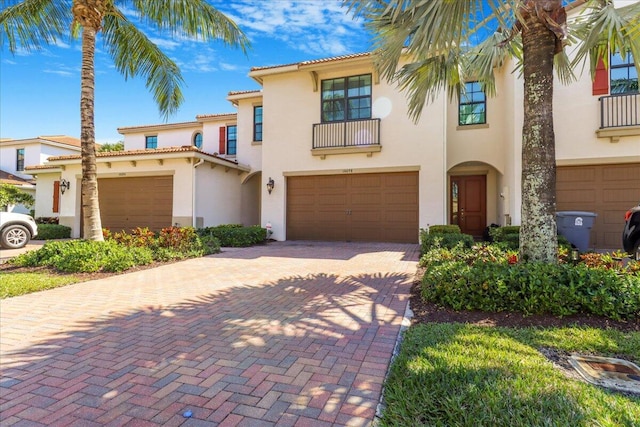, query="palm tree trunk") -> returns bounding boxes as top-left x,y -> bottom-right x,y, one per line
80,26 -> 103,240
519,2 -> 558,263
